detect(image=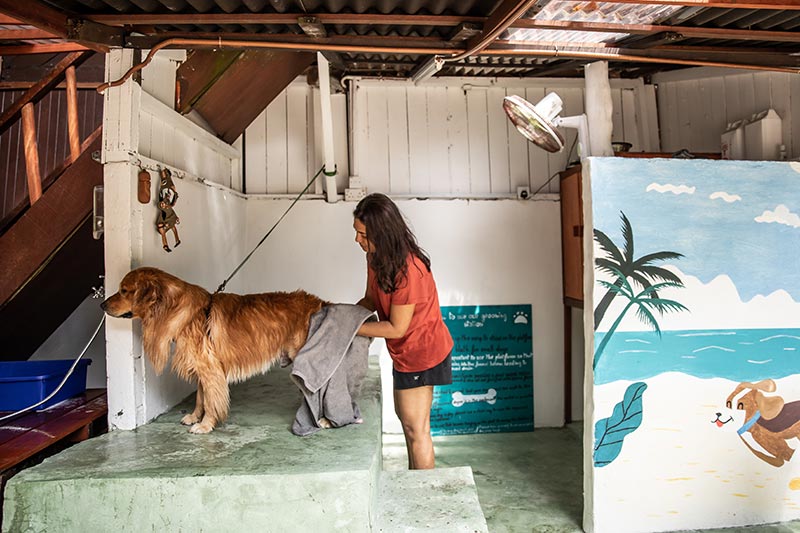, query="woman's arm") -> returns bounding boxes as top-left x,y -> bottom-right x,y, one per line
357,279 -> 376,312
358,303 -> 415,339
